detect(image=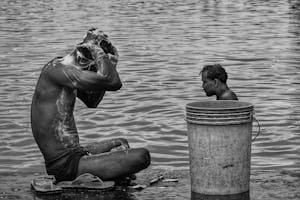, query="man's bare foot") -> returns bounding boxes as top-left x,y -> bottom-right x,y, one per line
114,174 -> 137,186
